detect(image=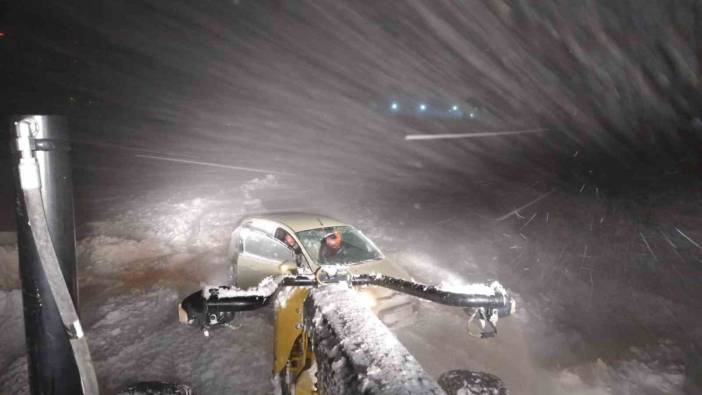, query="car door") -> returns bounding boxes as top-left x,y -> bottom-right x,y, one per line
236,225 -> 295,289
